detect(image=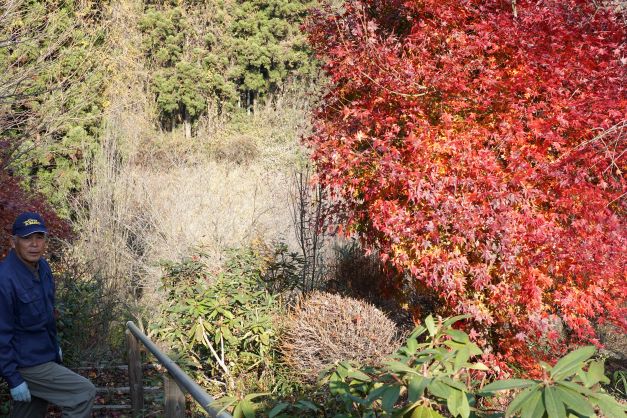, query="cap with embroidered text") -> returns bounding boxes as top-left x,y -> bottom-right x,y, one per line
12,212 -> 48,237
